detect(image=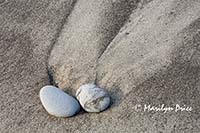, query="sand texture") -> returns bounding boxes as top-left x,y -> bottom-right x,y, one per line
1,0 -> 200,132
